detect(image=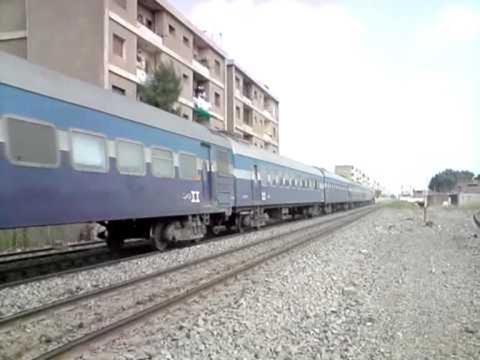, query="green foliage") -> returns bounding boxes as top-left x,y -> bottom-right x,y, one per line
138,63 -> 182,114
428,169 -> 475,193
